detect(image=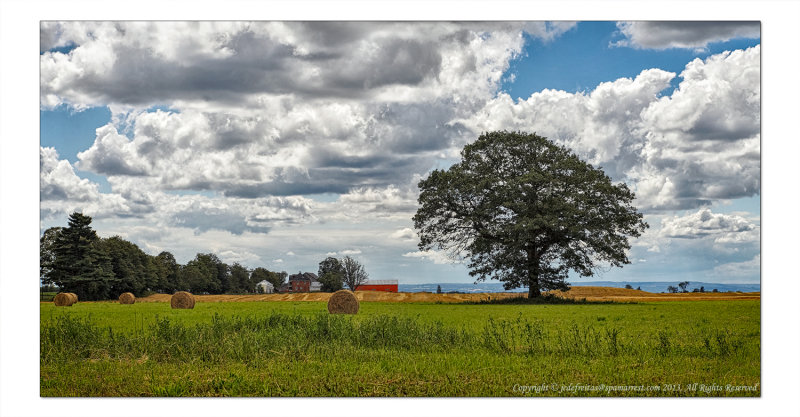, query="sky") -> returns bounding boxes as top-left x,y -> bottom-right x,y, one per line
39,21 -> 761,285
